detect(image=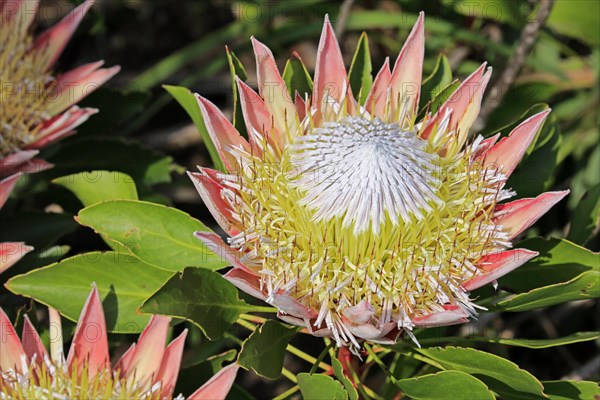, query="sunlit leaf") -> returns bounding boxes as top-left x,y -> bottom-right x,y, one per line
53,171 -> 138,207
494,270 -> 600,311
6,252 -> 172,333
76,200 -> 228,272
164,85 -> 226,172
297,373 -> 348,400
396,371 -> 494,400
417,346 -> 546,399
